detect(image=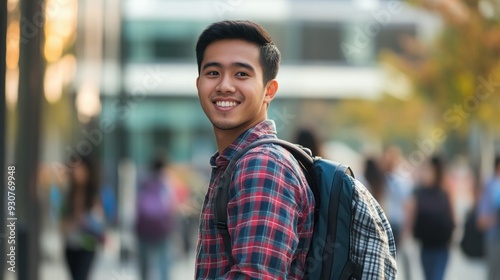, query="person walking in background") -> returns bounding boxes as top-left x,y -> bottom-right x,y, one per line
194,20 -> 315,279
381,145 -> 413,279
460,171 -> 486,259
60,156 -> 106,280
135,155 -> 176,280
410,156 -> 455,280
478,155 -> 500,280
362,157 -> 386,203
381,145 -> 413,247
294,128 -> 323,158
